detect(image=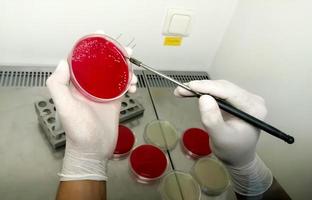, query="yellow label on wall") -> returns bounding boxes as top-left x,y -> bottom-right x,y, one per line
164,36 -> 182,46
